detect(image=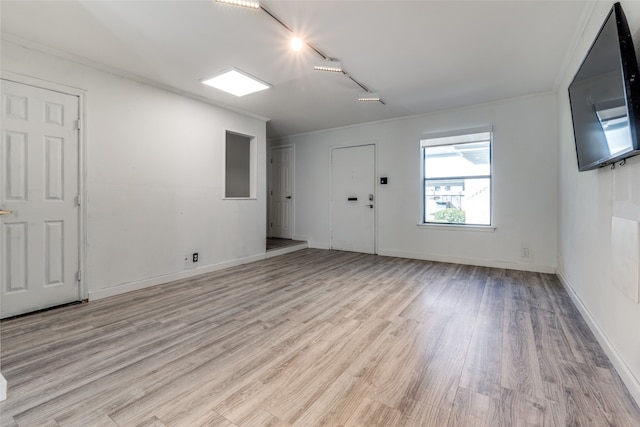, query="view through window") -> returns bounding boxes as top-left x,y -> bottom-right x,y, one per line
421,130 -> 492,226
